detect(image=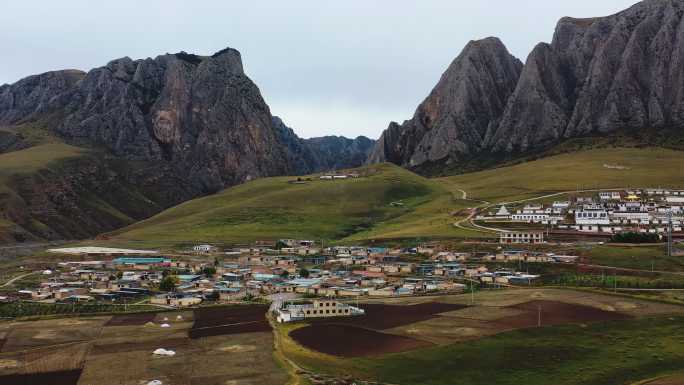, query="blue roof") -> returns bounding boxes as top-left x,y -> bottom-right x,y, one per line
286,278 -> 321,287
177,274 -> 201,281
